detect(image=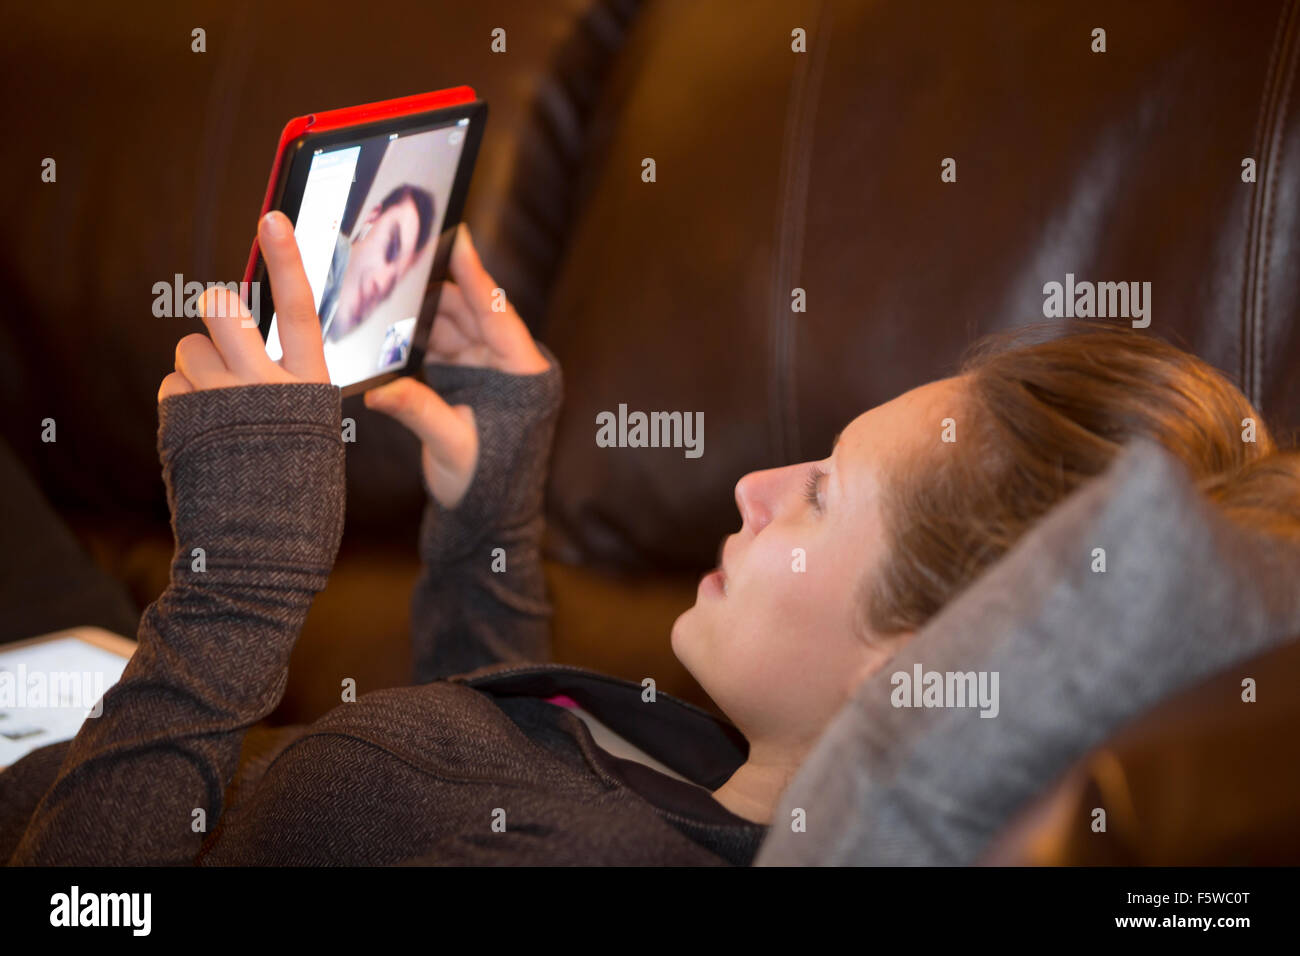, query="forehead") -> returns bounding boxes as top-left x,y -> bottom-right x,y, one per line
380,197 -> 418,225
836,376 -> 964,464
